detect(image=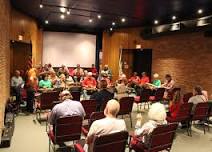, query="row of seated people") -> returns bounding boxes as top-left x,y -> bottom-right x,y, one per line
47,87 -> 210,152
